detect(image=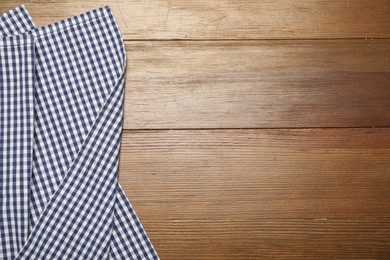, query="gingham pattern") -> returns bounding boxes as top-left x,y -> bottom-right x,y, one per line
0,33 -> 35,260
0,5 -> 158,259
0,6 -> 35,35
